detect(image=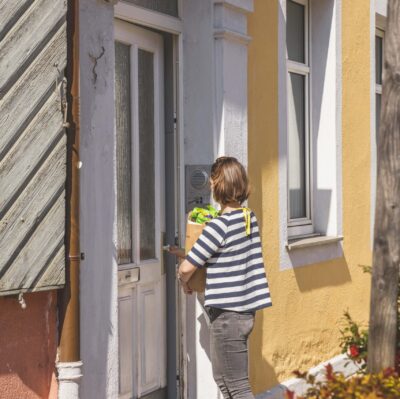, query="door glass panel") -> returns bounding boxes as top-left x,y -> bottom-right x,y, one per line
124,0 -> 178,17
288,72 -> 307,219
139,49 -> 156,260
287,0 -> 305,63
115,41 -> 133,265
